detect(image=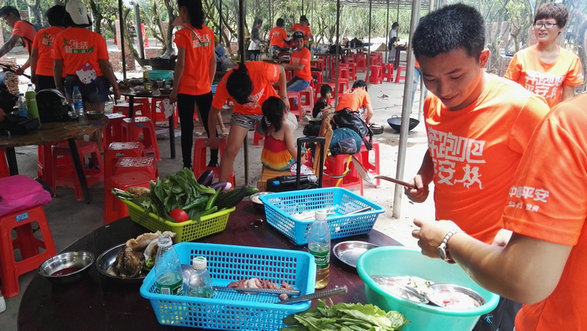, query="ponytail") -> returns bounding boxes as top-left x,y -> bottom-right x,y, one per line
227,64 -> 253,105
